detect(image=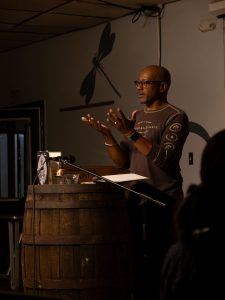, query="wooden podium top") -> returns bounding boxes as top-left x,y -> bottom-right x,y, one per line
49,164 -> 126,184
